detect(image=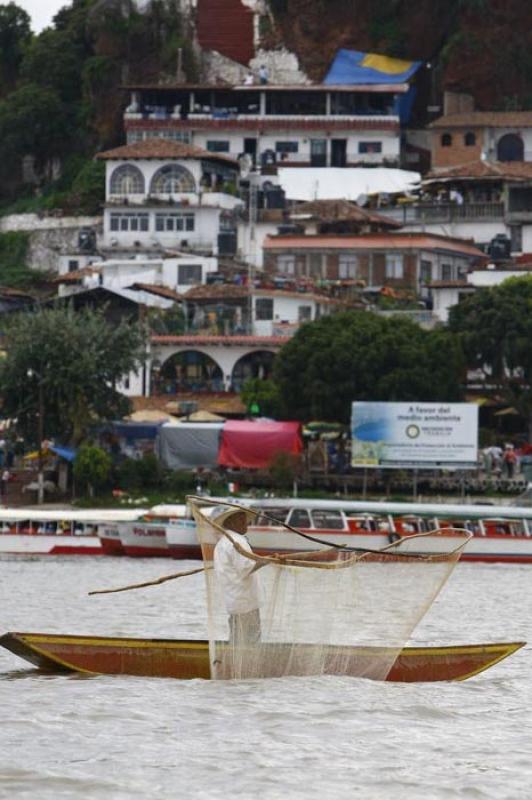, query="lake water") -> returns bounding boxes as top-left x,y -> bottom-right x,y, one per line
0,556 -> 530,800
